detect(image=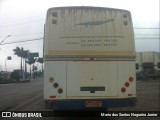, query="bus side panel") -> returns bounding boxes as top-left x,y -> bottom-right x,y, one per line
118,61 -> 136,98
44,61 -> 67,100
